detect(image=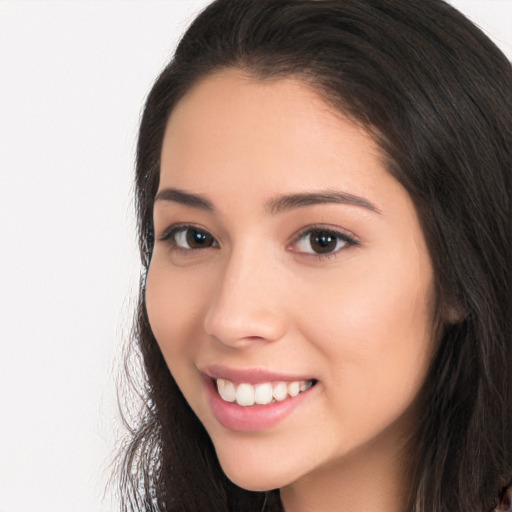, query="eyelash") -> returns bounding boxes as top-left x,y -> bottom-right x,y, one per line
158,224 -> 358,260
289,225 -> 359,260
159,224 -> 218,252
